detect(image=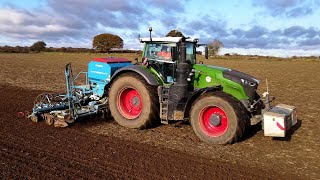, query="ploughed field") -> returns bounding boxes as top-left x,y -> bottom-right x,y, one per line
0,53 -> 319,179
